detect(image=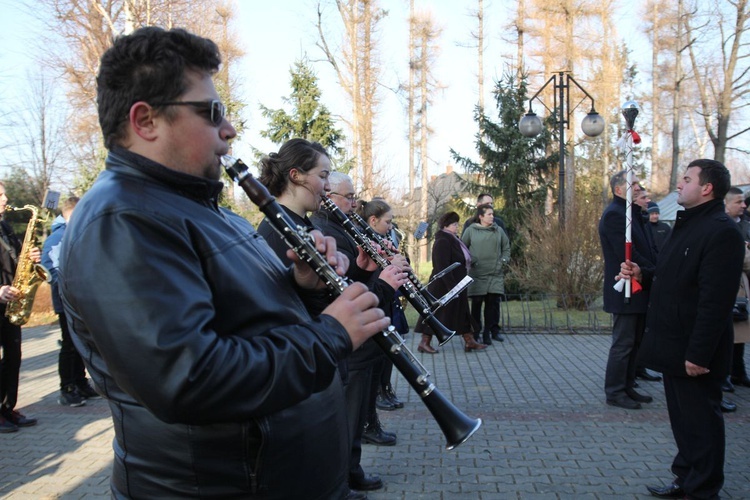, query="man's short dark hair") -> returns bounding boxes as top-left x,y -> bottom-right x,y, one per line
726,186 -> 743,198
97,26 -> 222,150
610,170 -> 627,195
687,159 -> 731,201
477,193 -> 492,203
